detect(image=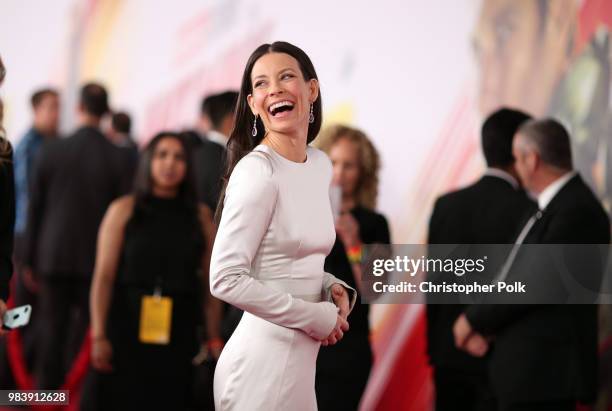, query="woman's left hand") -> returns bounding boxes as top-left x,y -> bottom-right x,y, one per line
336,212 -> 360,249
321,284 -> 351,346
